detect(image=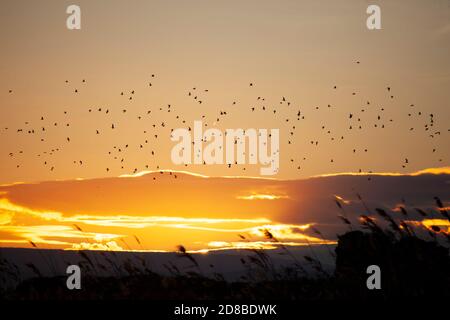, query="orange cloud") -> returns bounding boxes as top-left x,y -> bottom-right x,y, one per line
248,224 -> 320,241
0,225 -> 122,245
236,193 -> 289,200
0,212 -> 13,225
70,241 -> 124,251
315,166 -> 450,178
0,197 -> 271,228
205,240 -> 335,252
421,219 -> 450,232
0,196 -> 329,251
